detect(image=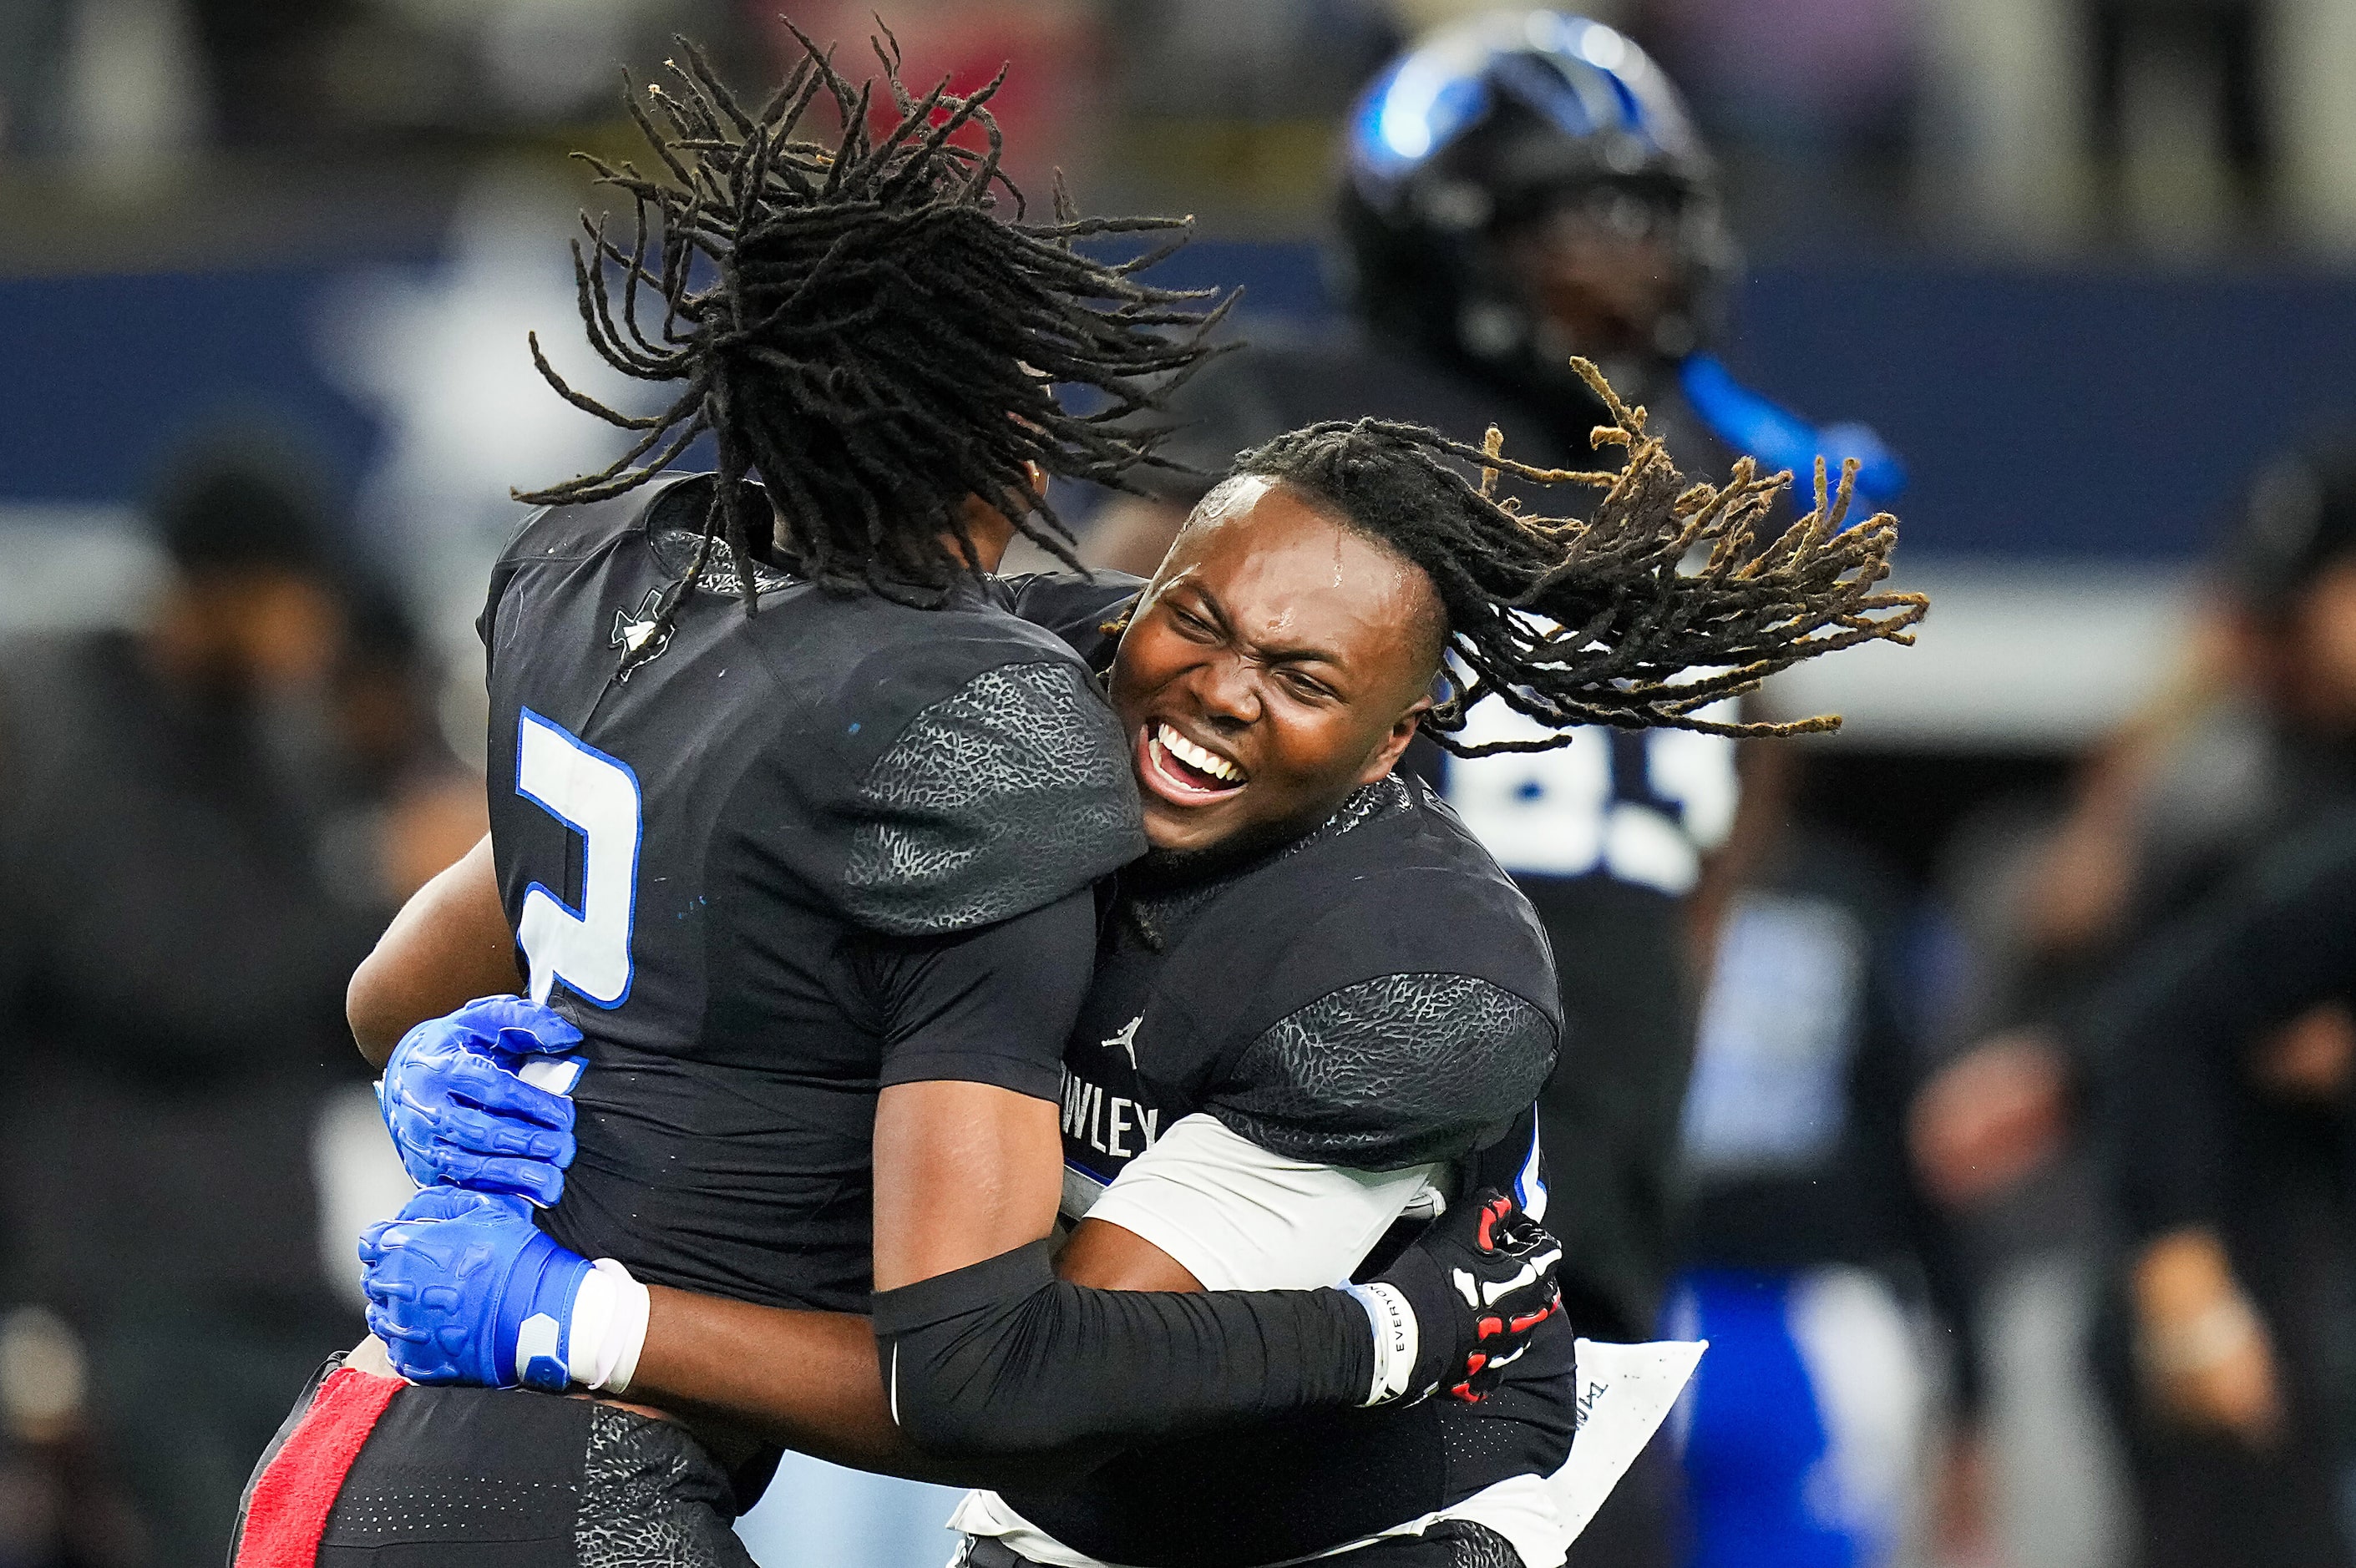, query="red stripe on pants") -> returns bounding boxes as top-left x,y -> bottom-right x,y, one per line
234,1366 -> 406,1568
